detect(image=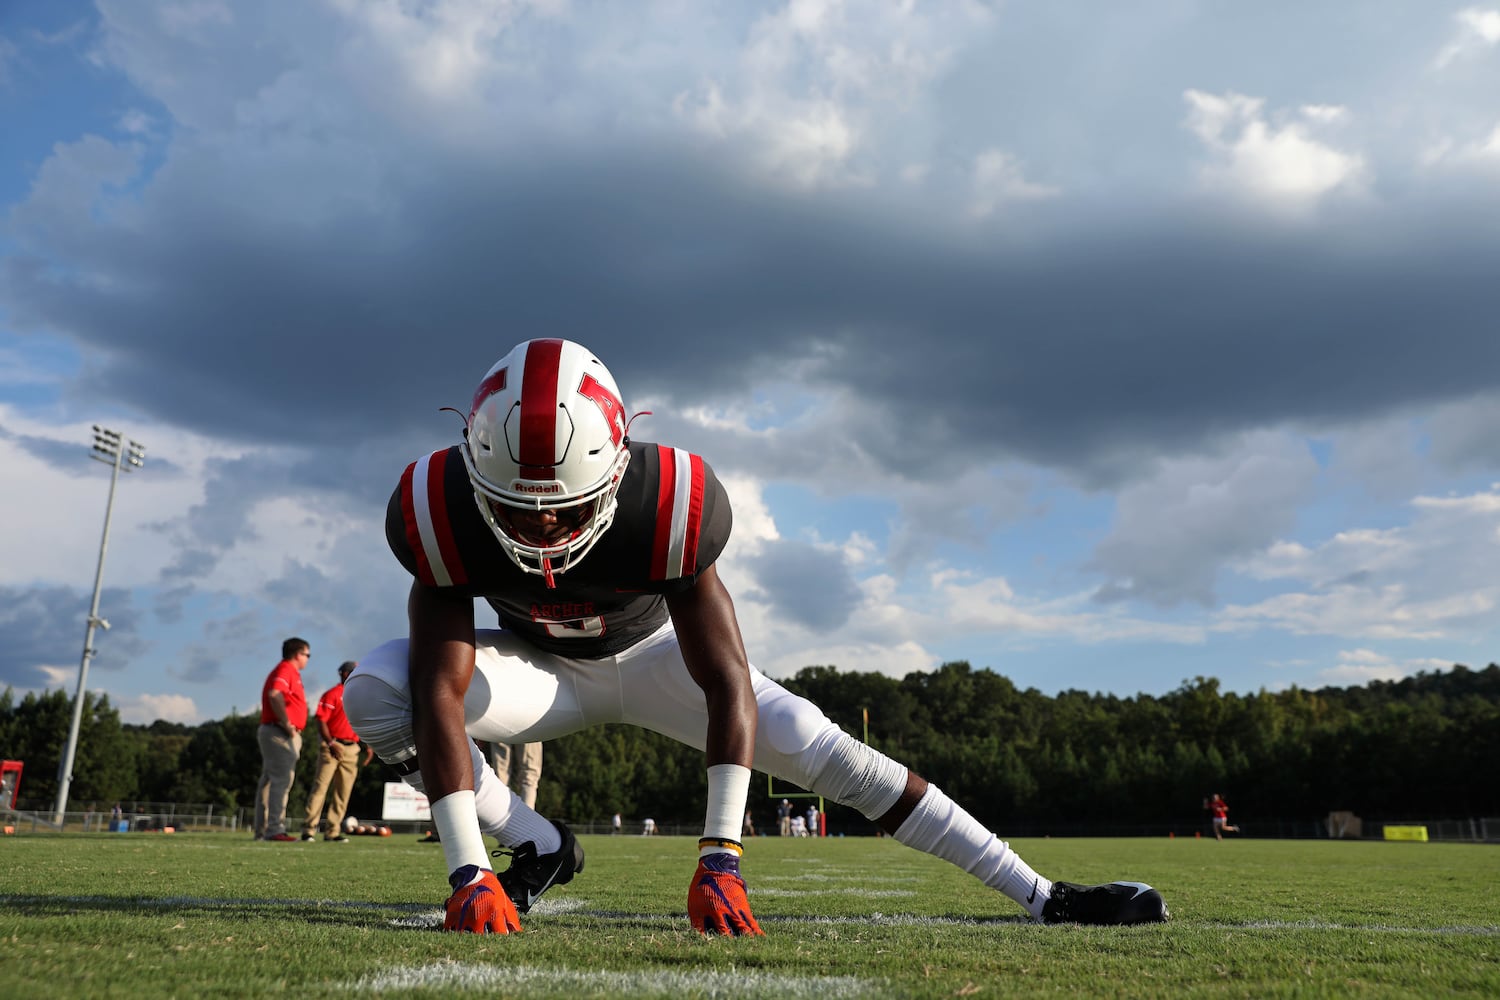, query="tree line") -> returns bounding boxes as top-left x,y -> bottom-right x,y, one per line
3,661 -> 1496,832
